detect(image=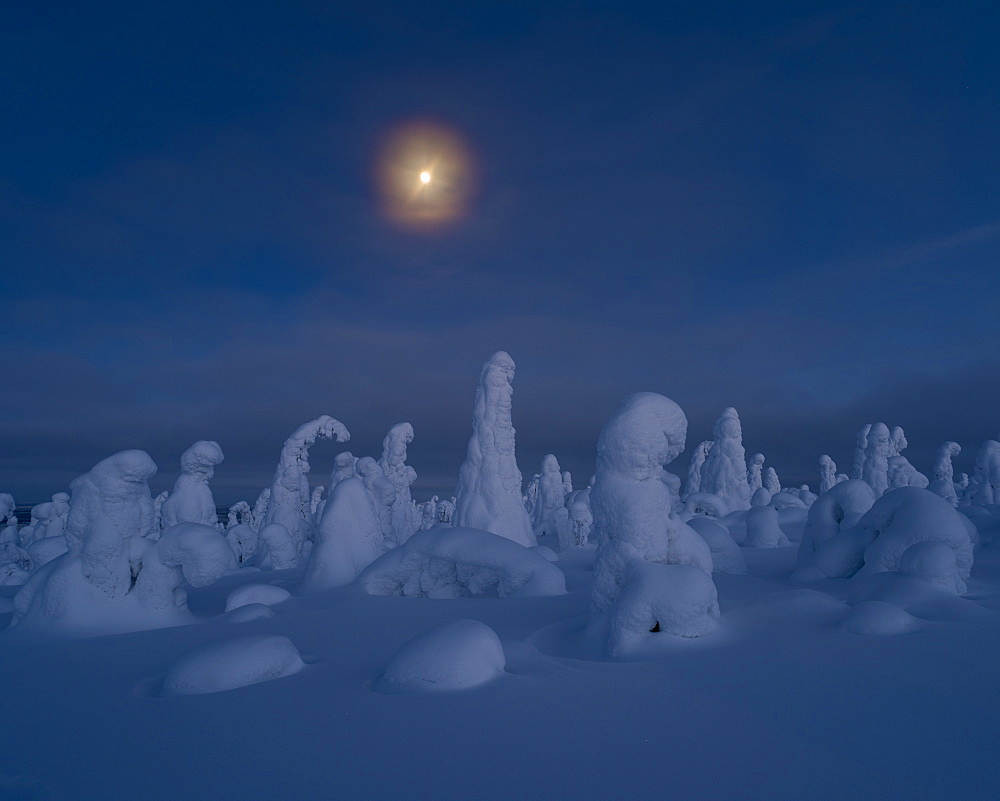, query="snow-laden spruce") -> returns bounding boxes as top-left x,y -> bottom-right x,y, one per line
747,453 -> 765,494
358,527 -> 566,599
532,454 -> 567,540
699,407 -> 751,512
590,393 -> 713,611
300,475 -> 386,592
159,440 -> 224,531
452,352 -> 535,547
928,442 -> 961,505
819,455 -> 838,495
861,422 -> 892,498
852,423 -> 871,479
972,440 -> 1000,505
378,619 -> 506,693
683,440 -> 712,501
262,416 -> 350,559
378,423 -> 419,544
